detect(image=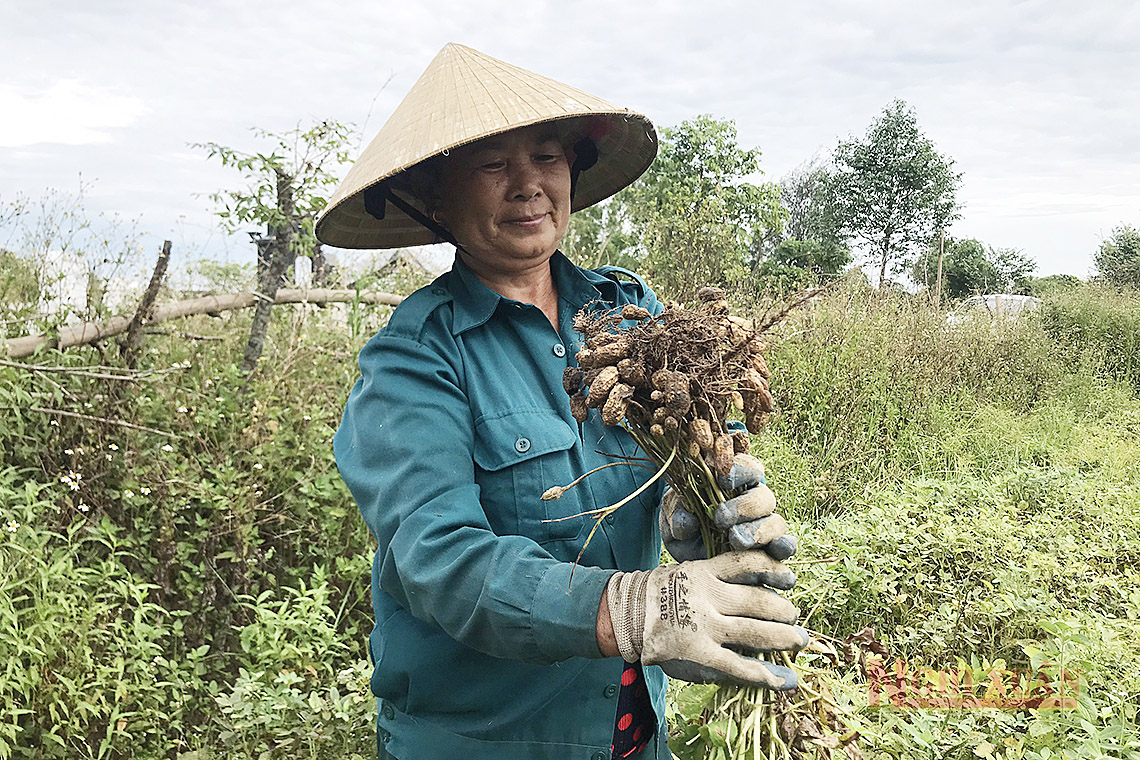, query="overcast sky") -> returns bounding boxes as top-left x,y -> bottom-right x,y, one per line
3,0 -> 1138,279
